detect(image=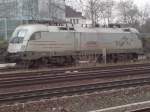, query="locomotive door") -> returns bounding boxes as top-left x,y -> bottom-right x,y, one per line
74,32 -> 81,51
